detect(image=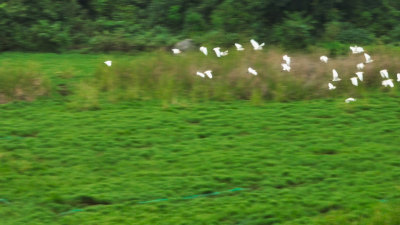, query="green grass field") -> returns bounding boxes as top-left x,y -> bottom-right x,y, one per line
0,52 -> 399,225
